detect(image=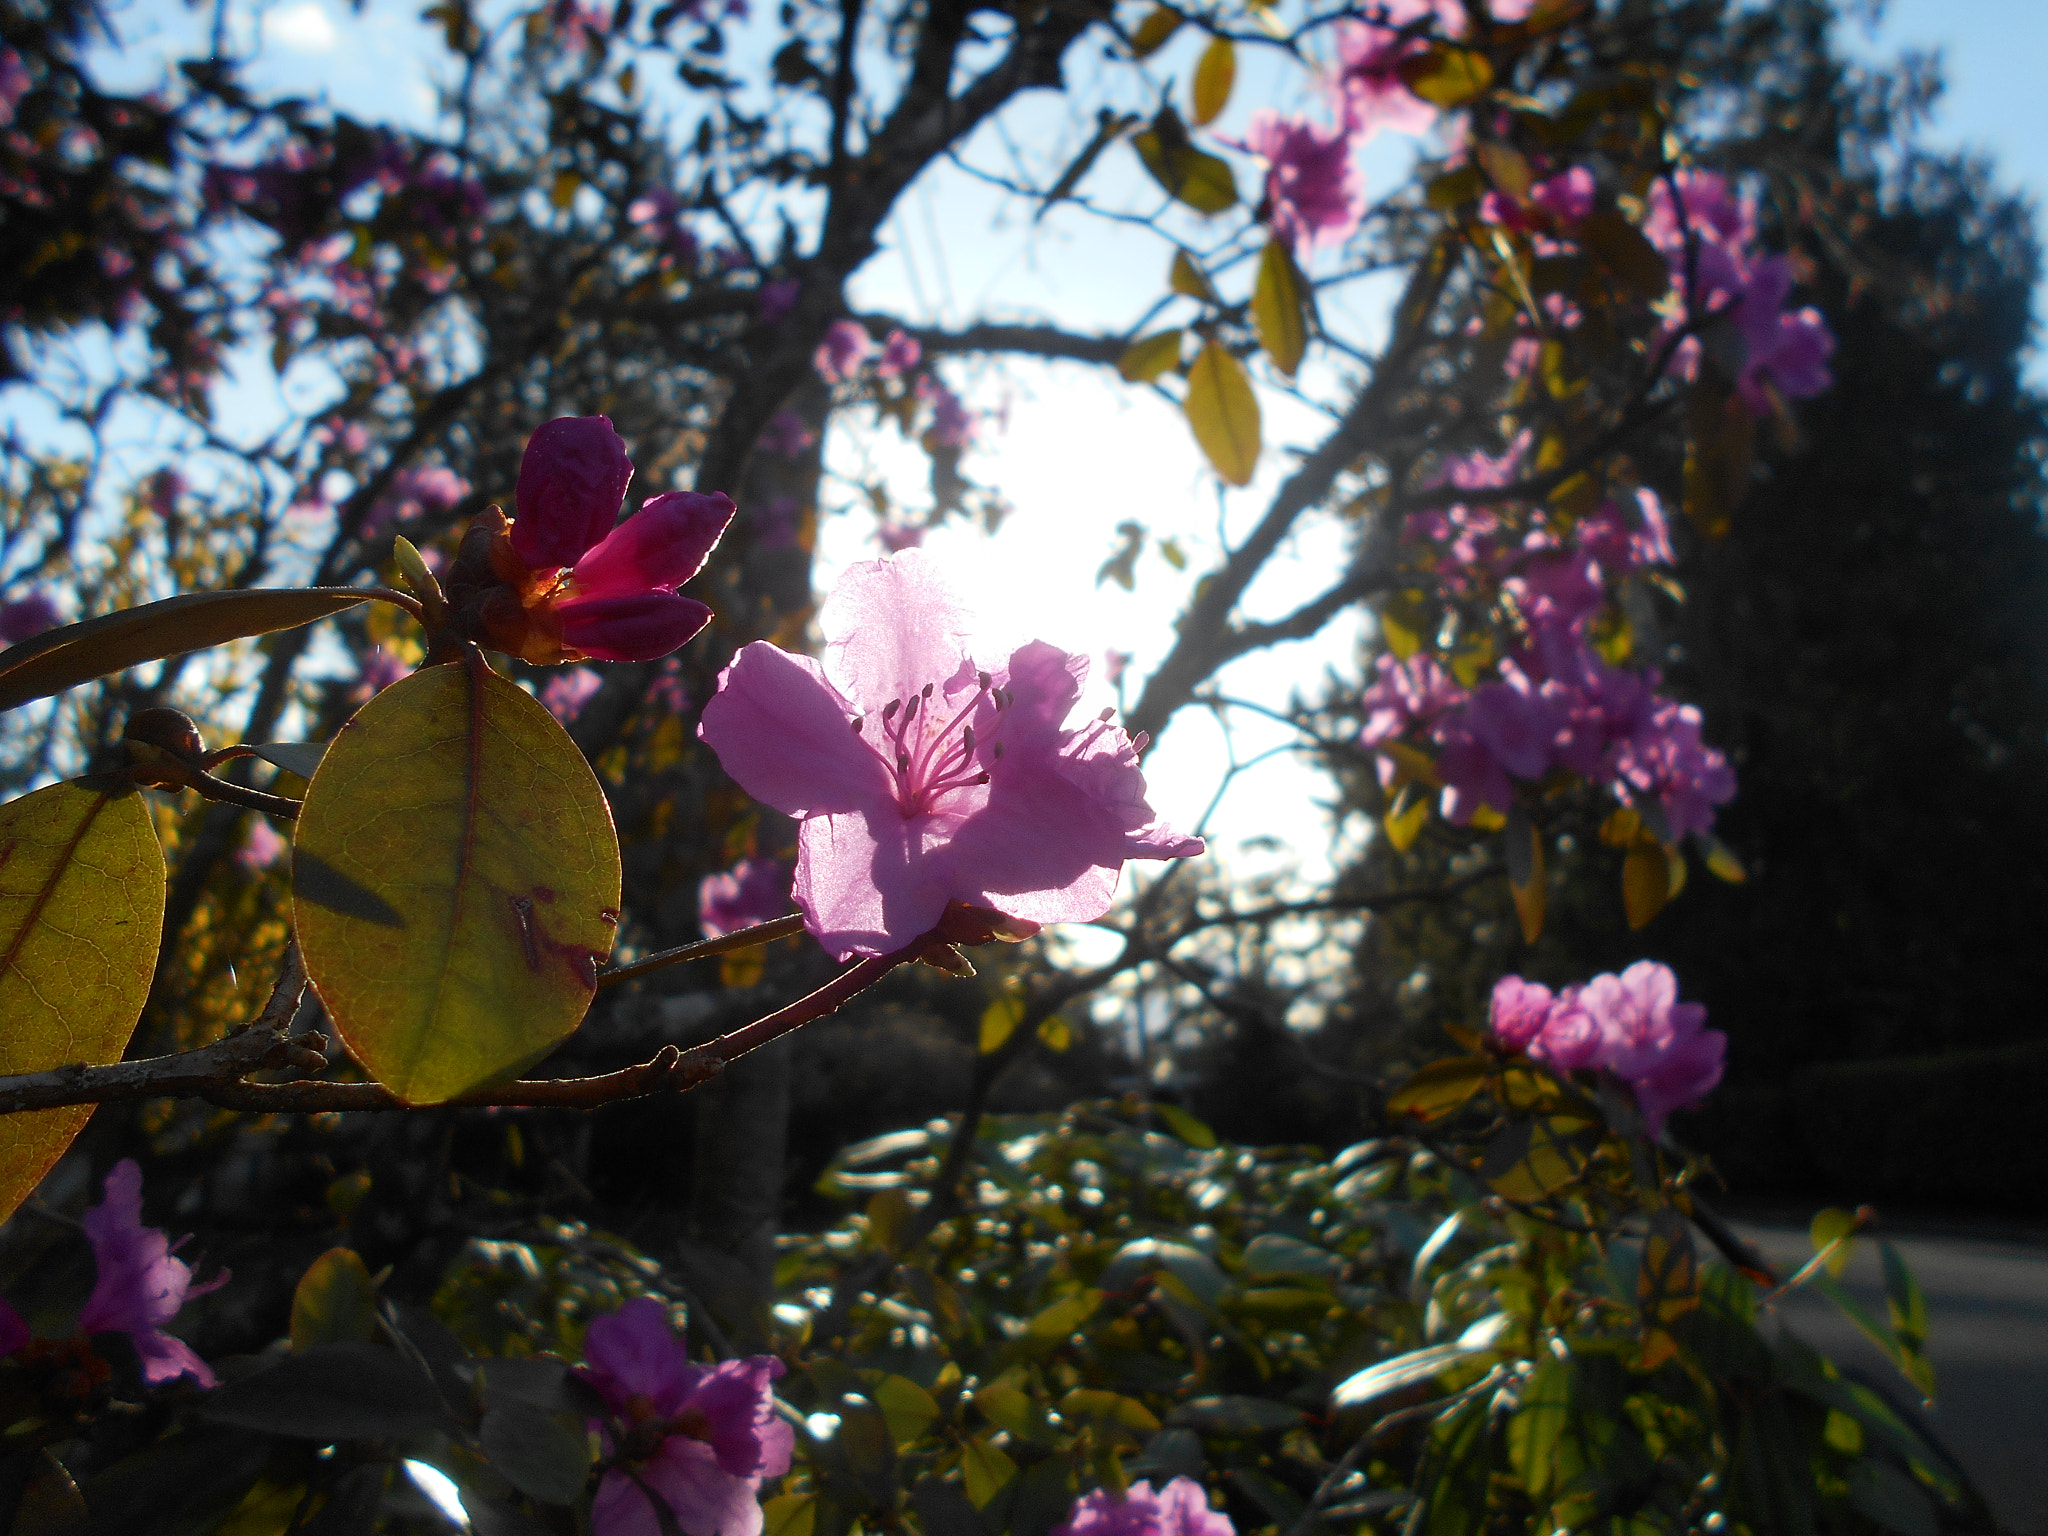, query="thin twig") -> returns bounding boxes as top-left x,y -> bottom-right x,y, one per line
595,914 -> 810,990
